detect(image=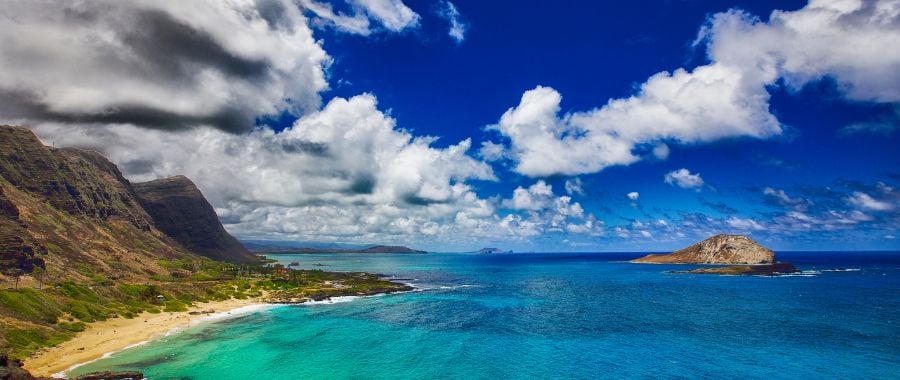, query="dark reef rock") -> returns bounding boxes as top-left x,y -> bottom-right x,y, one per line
677,262 -> 800,276
73,371 -> 145,380
134,176 -> 257,263
632,234 -> 775,265
0,355 -> 34,380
